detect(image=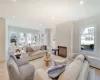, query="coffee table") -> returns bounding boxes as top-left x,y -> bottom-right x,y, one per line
30,54 -> 64,70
